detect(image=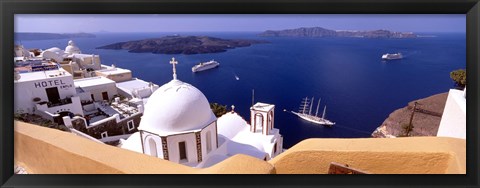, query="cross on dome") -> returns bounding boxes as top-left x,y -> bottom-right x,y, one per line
170,57 -> 178,80
231,105 -> 235,113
